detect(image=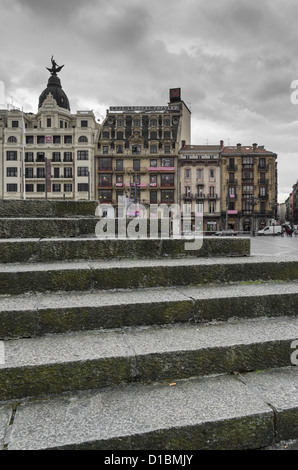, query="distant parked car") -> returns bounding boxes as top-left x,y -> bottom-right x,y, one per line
215,230 -> 238,236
